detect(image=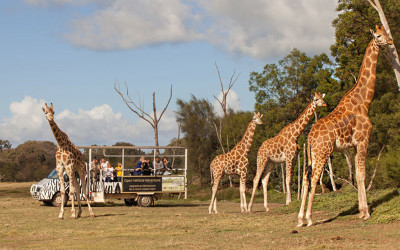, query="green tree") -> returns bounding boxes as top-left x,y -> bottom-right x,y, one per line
249,49 -> 337,133
0,141 -> 57,182
330,0 -> 400,187
175,95 -> 218,185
